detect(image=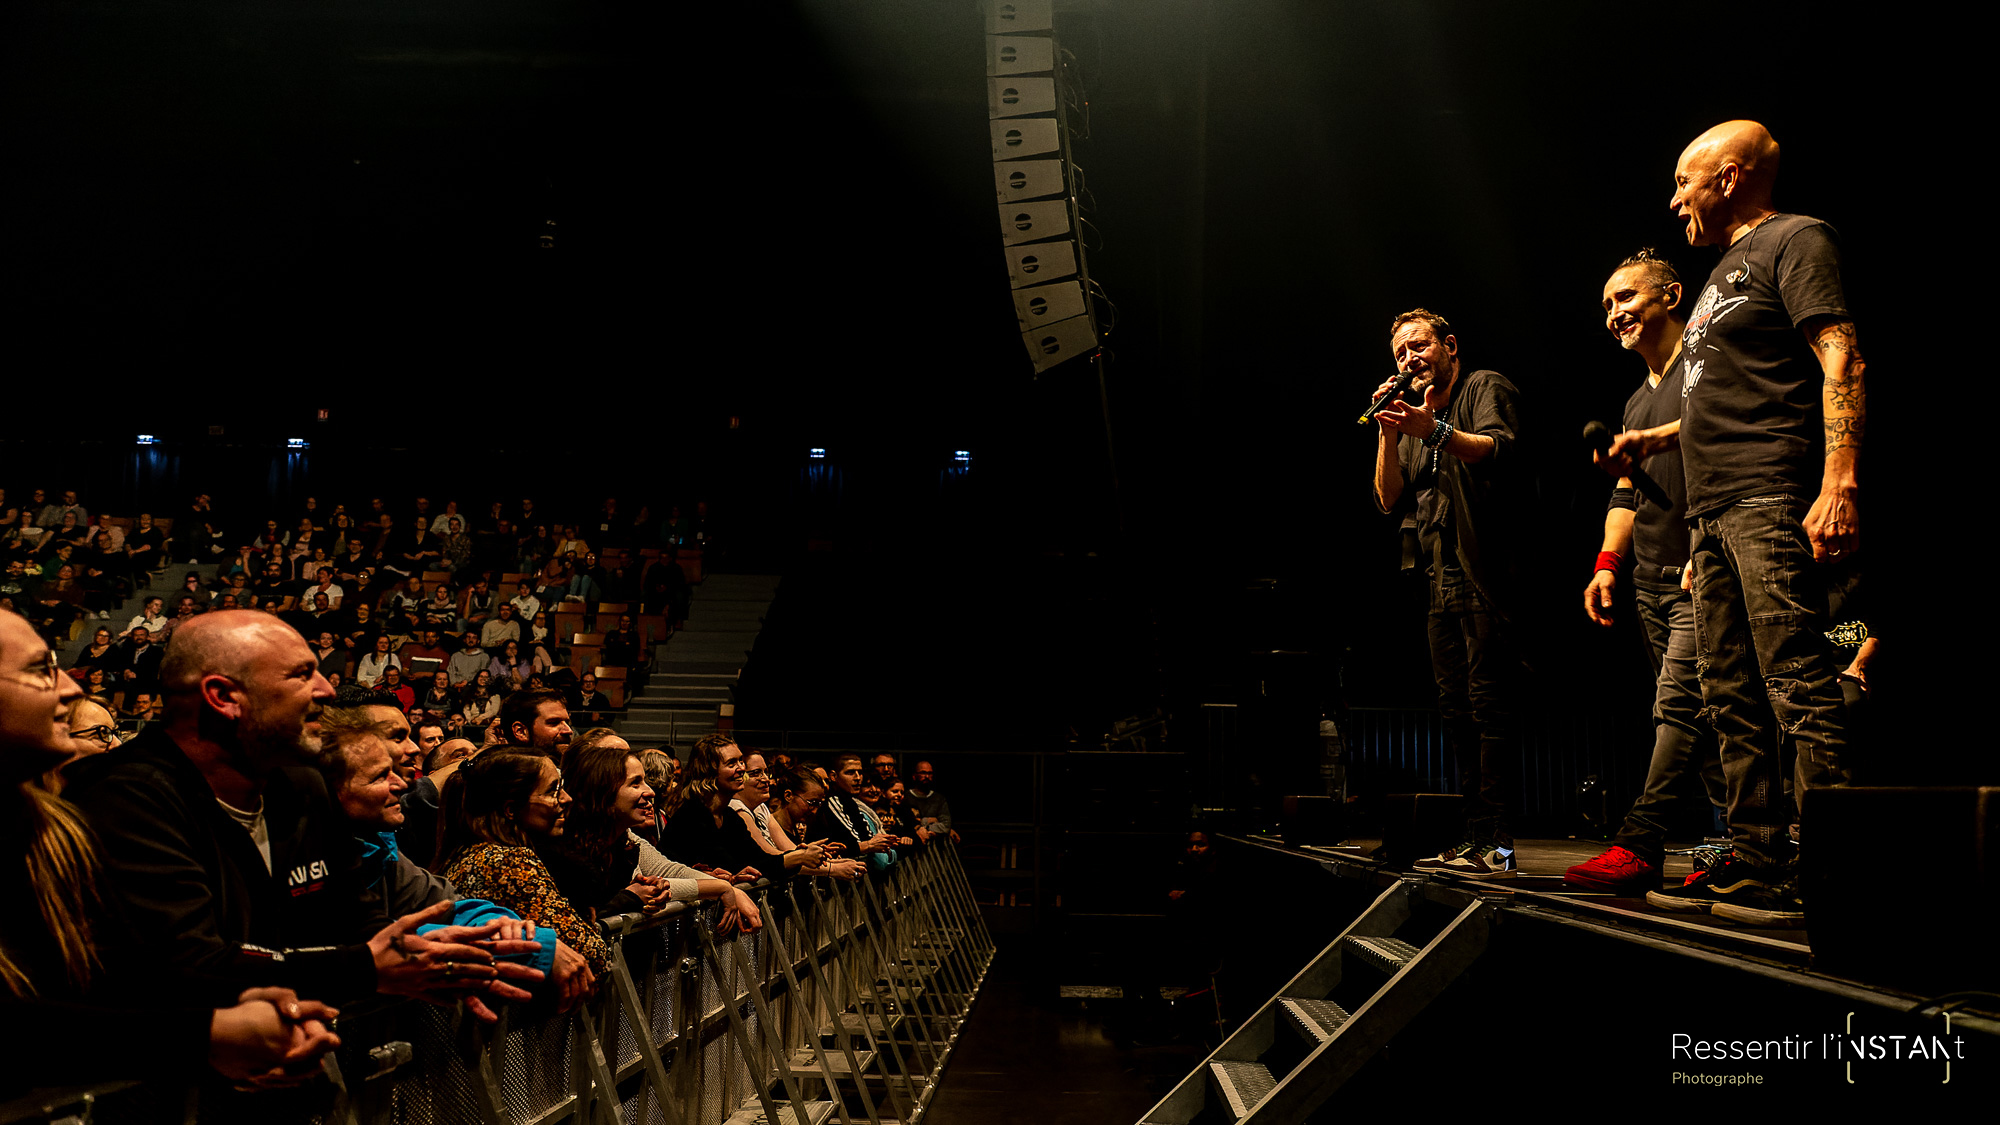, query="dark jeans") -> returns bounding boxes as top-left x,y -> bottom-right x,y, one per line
1690,497 -> 1854,870
1426,582 -> 1521,843
1611,583 -> 1726,865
